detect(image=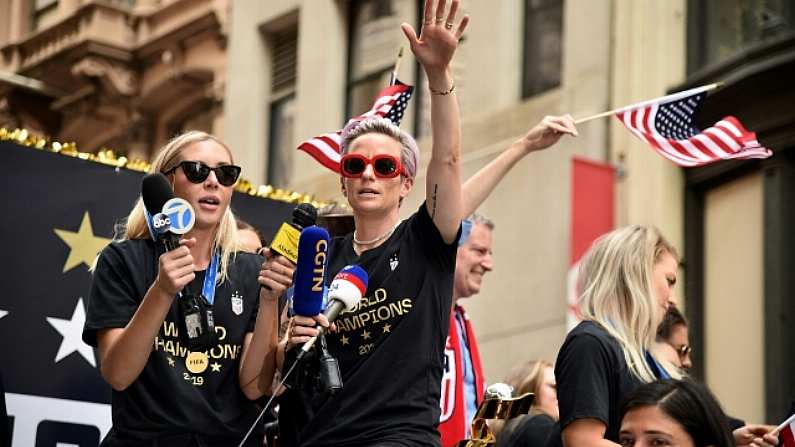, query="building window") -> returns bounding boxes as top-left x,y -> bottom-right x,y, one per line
346,0 -> 401,118
266,25 -> 298,188
267,94 -> 296,187
522,0 -> 563,99
688,0 -> 795,74
34,0 -> 57,9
